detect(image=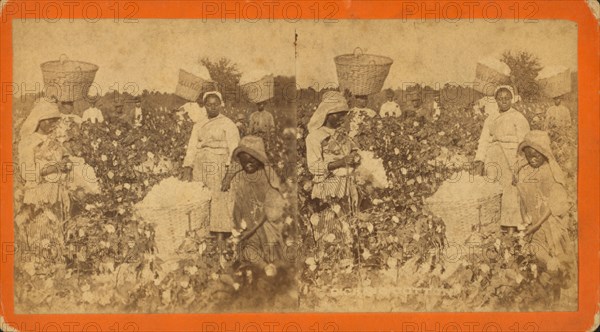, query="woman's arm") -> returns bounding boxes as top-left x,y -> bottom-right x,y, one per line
224,122 -> 241,167
474,116 -> 492,162
247,113 -> 256,134
182,125 -> 199,168
515,113 -> 531,142
306,133 -> 357,175
327,154 -> 358,171
525,209 -> 552,237
305,133 -> 328,177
